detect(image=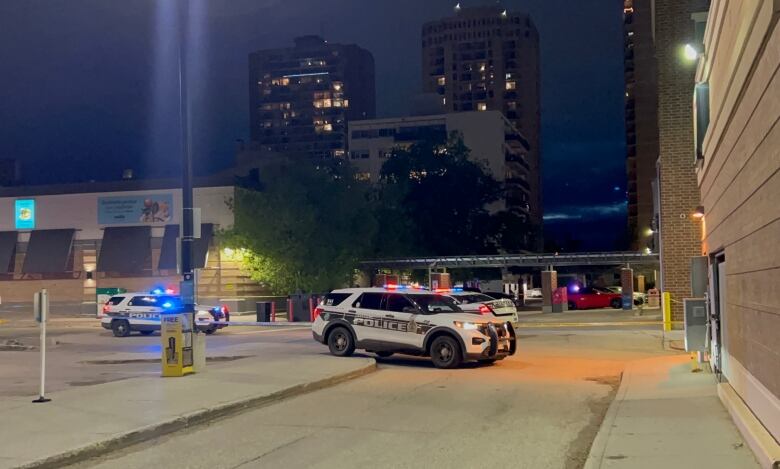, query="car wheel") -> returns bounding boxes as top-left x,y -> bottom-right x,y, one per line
139,330 -> 154,336
568,301 -> 576,310
429,335 -> 462,369
112,320 -> 131,337
204,328 -> 217,335
611,299 -> 622,309
375,351 -> 393,358
327,327 -> 355,357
